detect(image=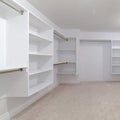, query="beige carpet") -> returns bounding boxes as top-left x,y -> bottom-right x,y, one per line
12,82 -> 120,120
